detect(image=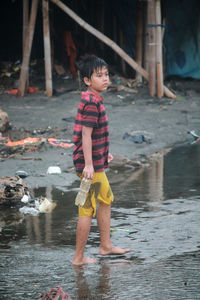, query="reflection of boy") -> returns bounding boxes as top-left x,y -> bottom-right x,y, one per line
72,55 -> 130,265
